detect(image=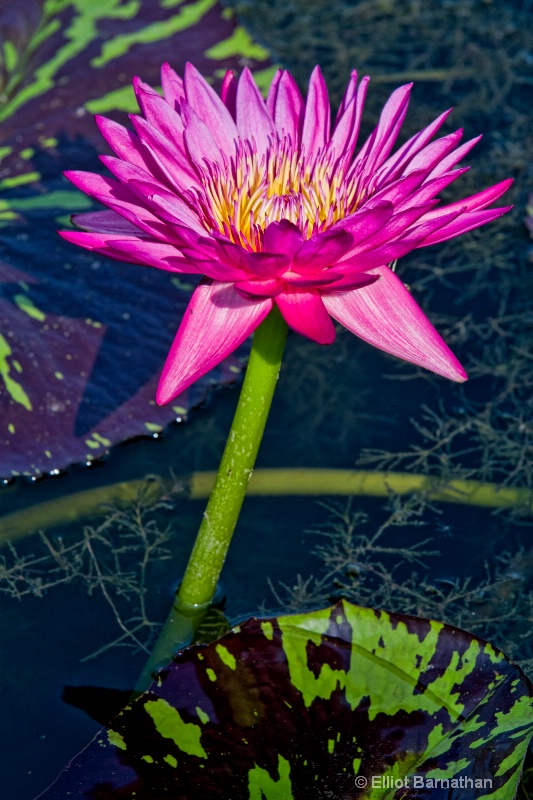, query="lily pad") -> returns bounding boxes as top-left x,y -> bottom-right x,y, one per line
37,601 -> 533,799
0,0 -> 273,479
